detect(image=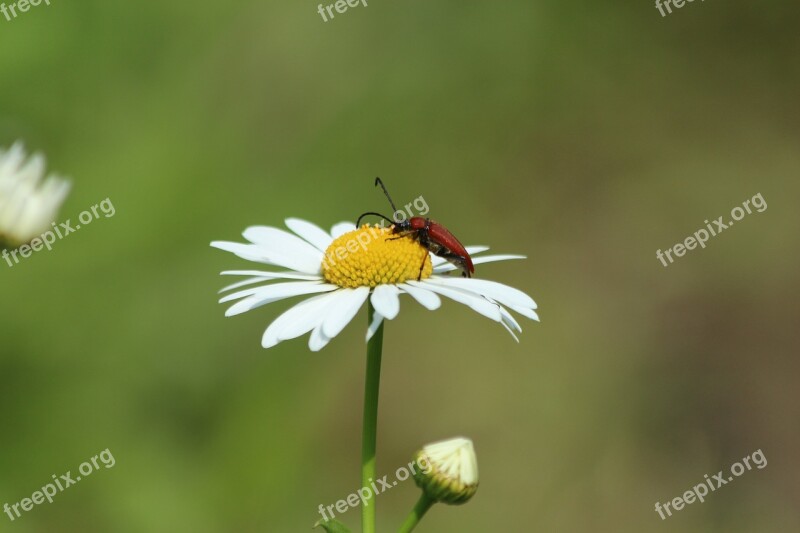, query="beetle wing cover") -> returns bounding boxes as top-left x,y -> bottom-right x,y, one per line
427,222 -> 475,274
